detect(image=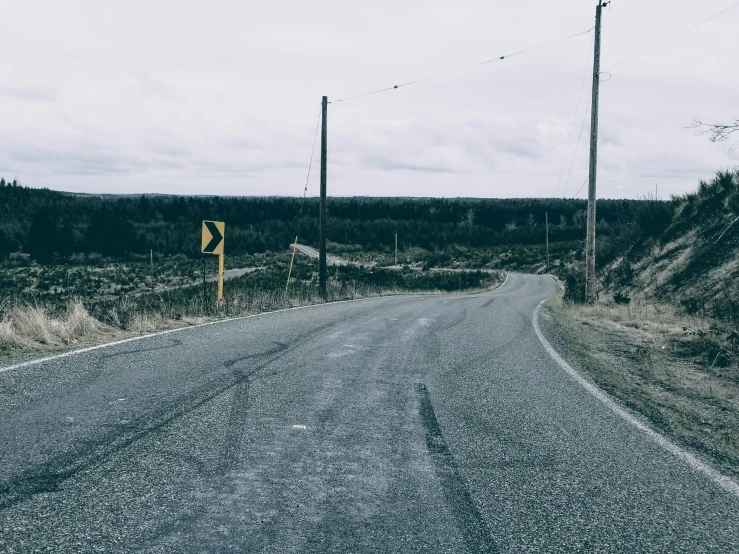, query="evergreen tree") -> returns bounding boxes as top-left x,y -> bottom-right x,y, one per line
0,228 -> 10,259
27,211 -> 57,262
